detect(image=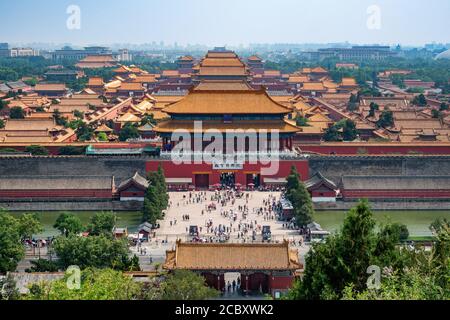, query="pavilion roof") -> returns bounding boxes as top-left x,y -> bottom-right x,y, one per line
130,100 -> 153,114
163,241 -> 302,271
3,118 -> 58,131
288,76 -> 309,83
179,55 -> 194,61
205,52 -> 238,59
117,172 -> 149,191
116,112 -> 141,123
201,58 -> 245,67
88,77 -> 104,86
34,83 -> 67,92
264,70 -> 281,77
340,77 -> 357,86
161,70 -> 180,77
305,171 -> 337,190
162,89 -> 292,115
132,74 -> 158,83
118,82 -> 144,91
301,82 -> 326,92
198,66 -> 247,76
311,67 -> 328,74
247,55 -> 262,62
105,80 -> 122,89
95,123 -> 113,133
194,80 -> 253,91
153,119 -> 300,134
80,55 -> 116,63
